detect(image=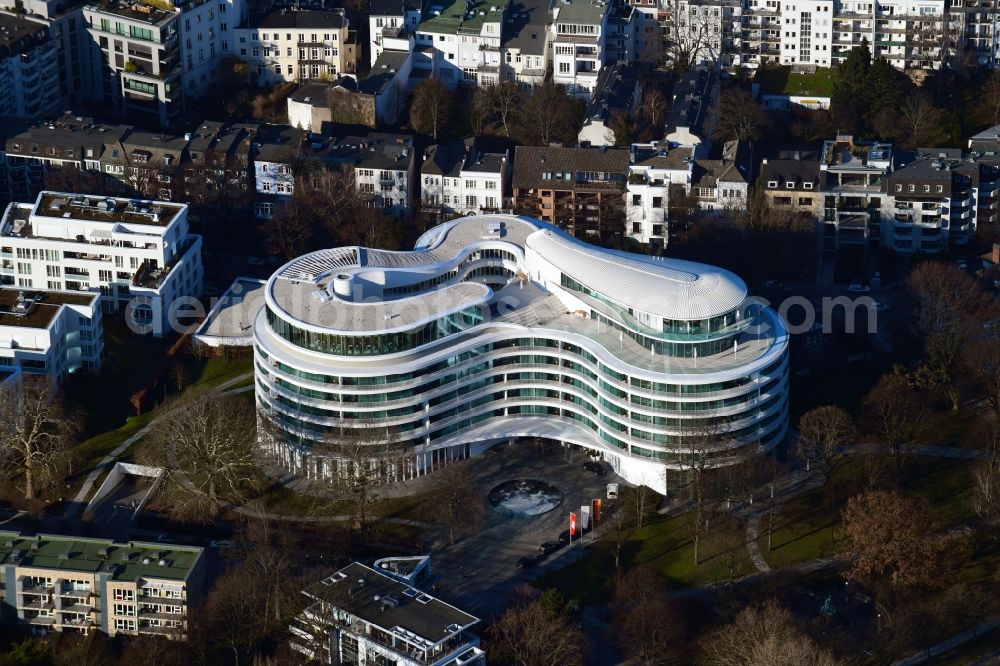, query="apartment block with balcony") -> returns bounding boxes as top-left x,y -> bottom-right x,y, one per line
760,154 -> 822,217
0,191 -> 203,337
10,0 -> 96,110
251,124 -> 304,219
626,141 -> 694,249
309,132 -> 416,214
421,139 -> 509,222
411,0 -> 505,89
883,149 -> 1000,254
513,145 -> 628,242
0,288 -> 102,385
952,0 -> 999,68
178,0 -> 246,98
0,531 -> 204,639
552,0 -> 612,98
289,560 -> 484,666
674,0 -> 744,67
0,14 -> 61,120
819,135 -> 892,251
235,8 -> 356,86
501,0 -> 552,90
83,1 -> 184,127
368,0 -> 420,67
